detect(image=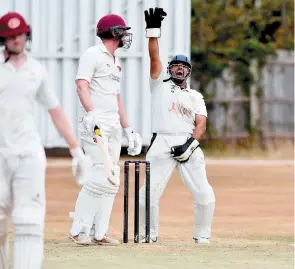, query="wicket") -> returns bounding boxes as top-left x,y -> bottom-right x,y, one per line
123,160 -> 150,243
